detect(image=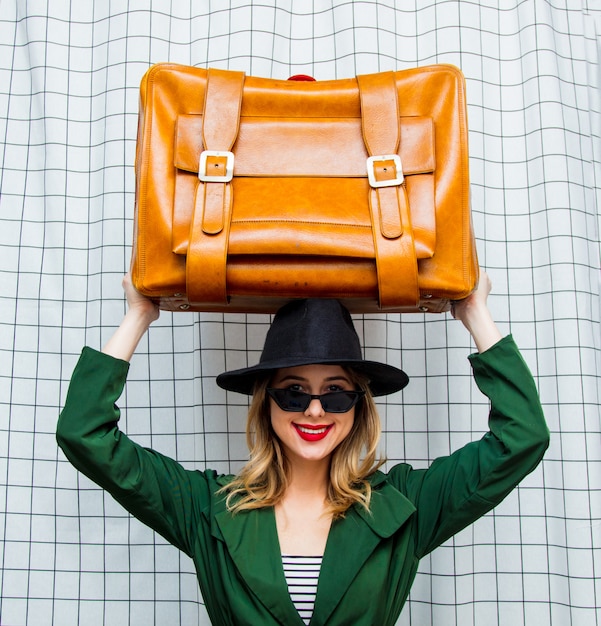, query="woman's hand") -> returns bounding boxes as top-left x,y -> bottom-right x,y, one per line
451,270 -> 502,353
451,270 -> 492,325
122,273 -> 160,324
101,274 -> 160,362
